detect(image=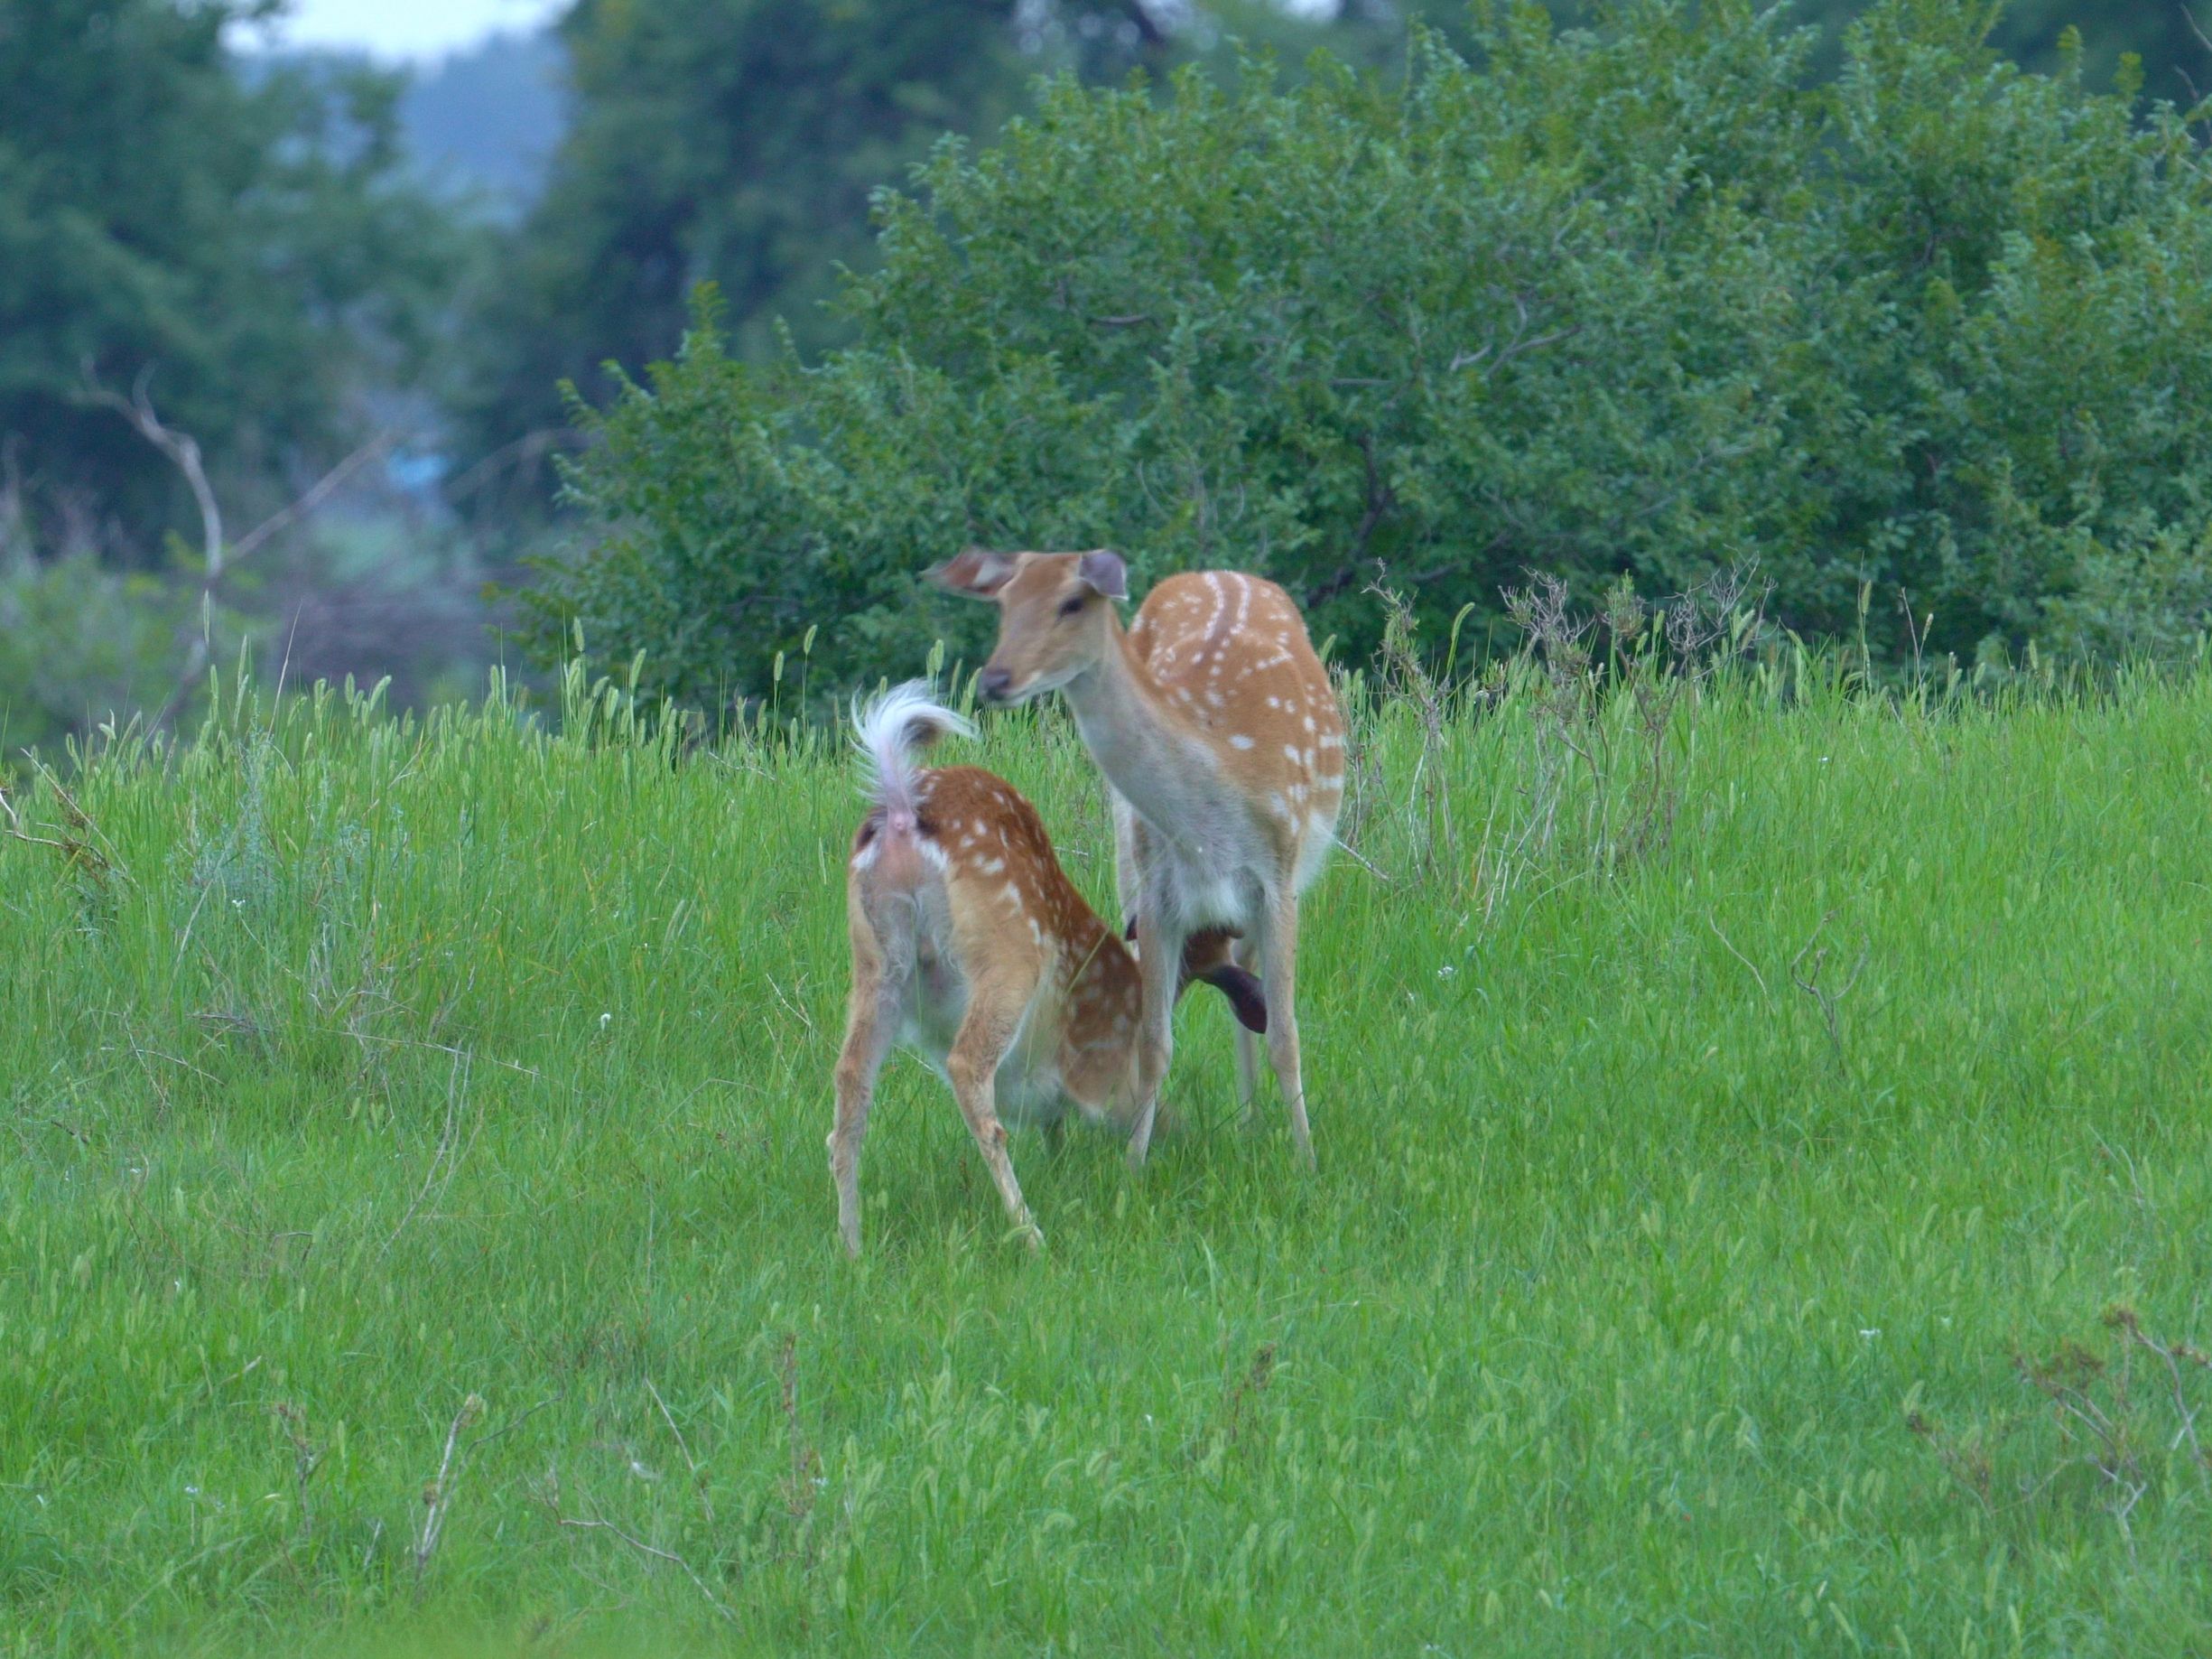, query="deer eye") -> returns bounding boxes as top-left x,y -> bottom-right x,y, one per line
1058,592 -> 1088,618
